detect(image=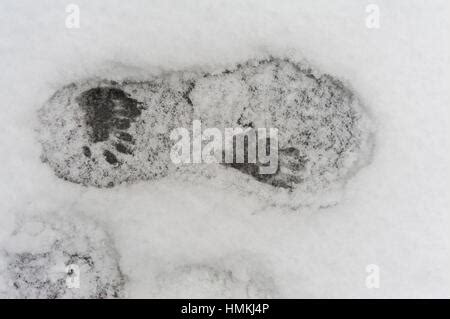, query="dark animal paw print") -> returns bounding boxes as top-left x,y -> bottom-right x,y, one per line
76,87 -> 142,166
224,132 -> 307,190
270,147 -> 307,189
